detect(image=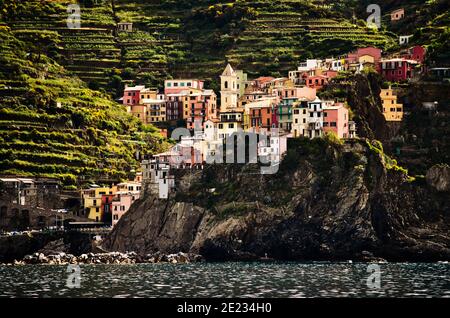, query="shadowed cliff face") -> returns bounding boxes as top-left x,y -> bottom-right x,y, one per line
103,139 -> 450,262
